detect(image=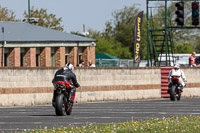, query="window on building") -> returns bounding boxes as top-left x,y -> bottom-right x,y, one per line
4,48 -> 9,67
36,48 -> 40,67
20,48 -> 25,67
51,47 -> 55,67
65,47 -> 71,64
78,47 -> 85,61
